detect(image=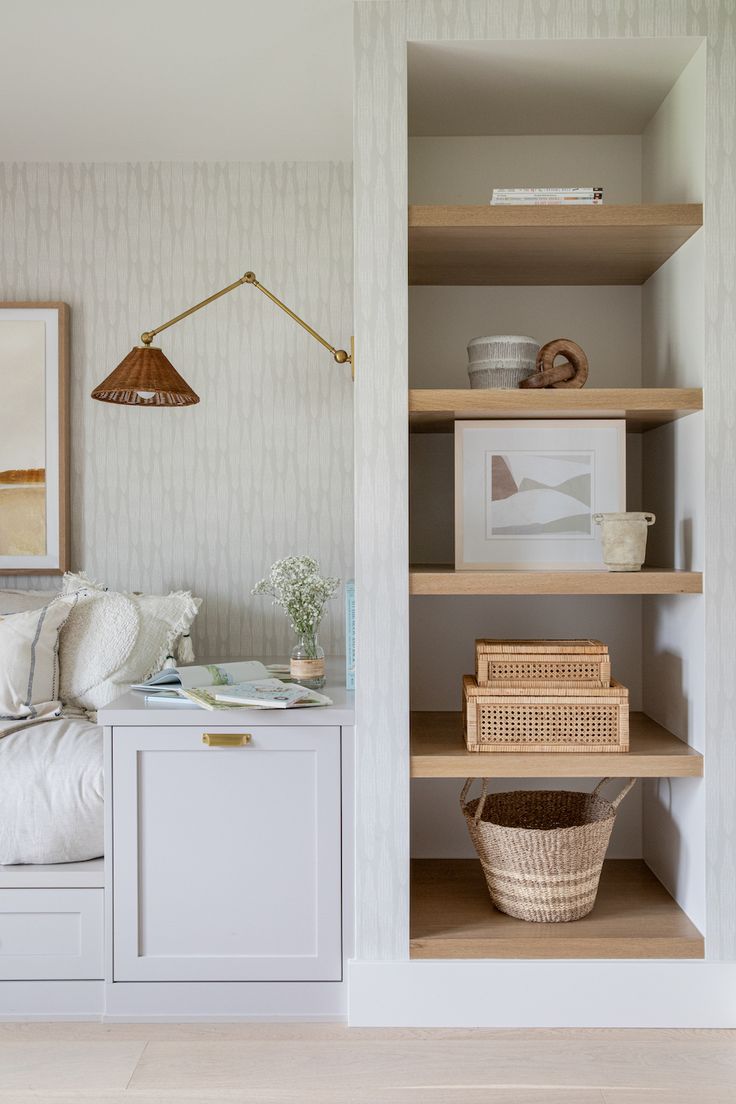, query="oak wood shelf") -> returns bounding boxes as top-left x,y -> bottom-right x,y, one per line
409,566 -> 703,596
410,711 -> 703,779
409,387 -> 702,433
410,859 -> 704,960
408,203 -> 703,285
